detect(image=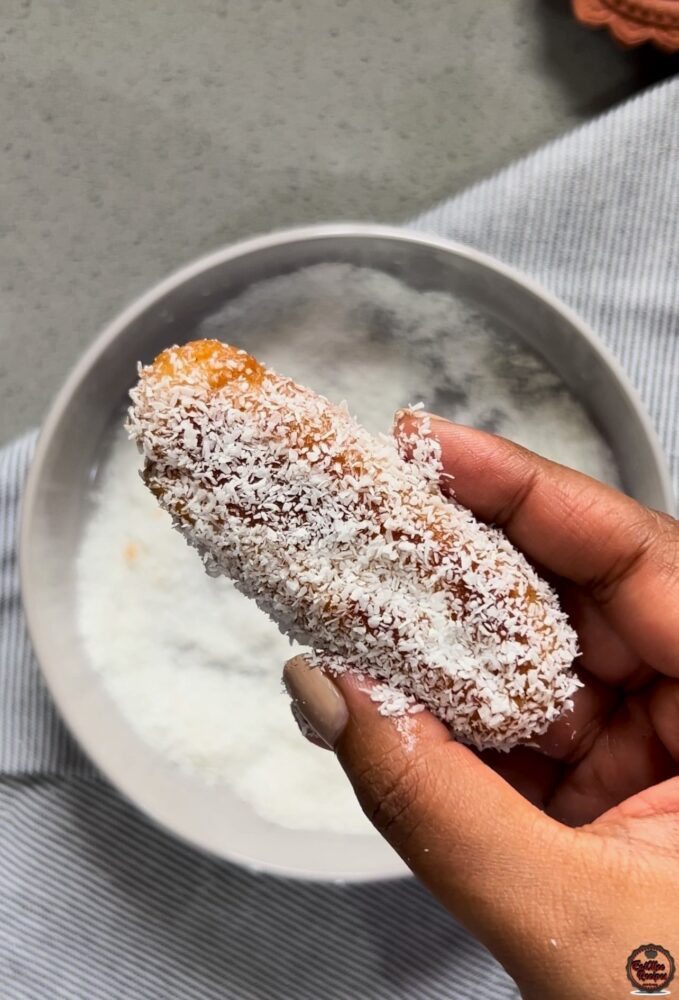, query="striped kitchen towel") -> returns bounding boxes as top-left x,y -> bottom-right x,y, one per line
2,76 -> 679,999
